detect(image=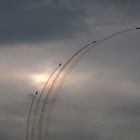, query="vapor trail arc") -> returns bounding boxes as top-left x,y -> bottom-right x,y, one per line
26,92 -> 37,140
38,43 -> 93,140
39,27 -> 140,140
30,66 -> 59,140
